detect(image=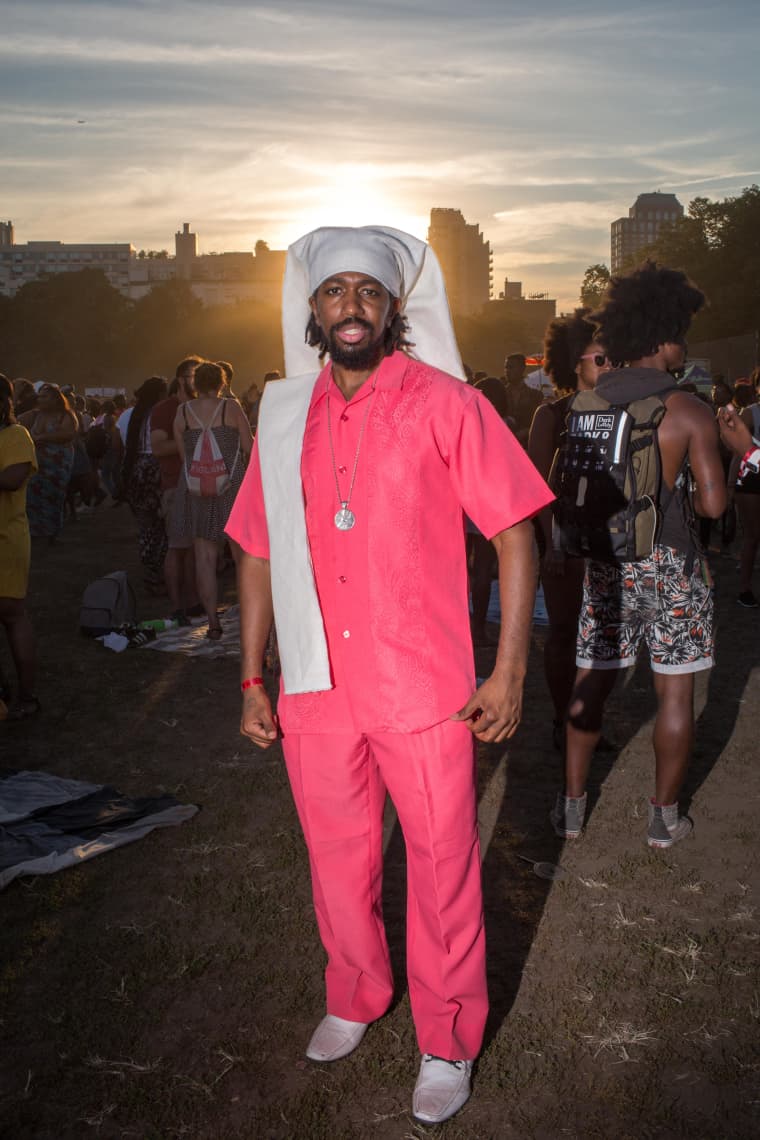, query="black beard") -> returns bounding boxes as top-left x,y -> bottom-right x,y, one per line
326,323 -> 386,371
